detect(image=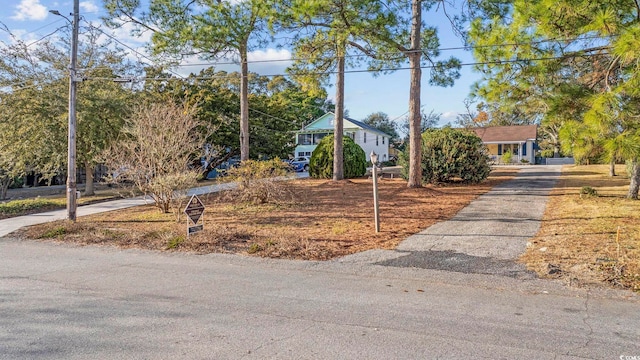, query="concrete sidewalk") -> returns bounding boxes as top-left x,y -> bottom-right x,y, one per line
0,173 -> 307,237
